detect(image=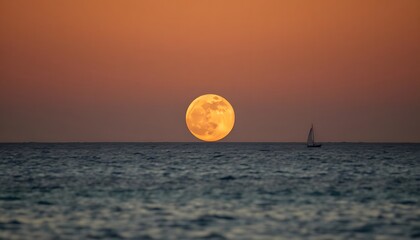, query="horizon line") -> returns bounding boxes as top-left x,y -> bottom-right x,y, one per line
0,141 -> 419,144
